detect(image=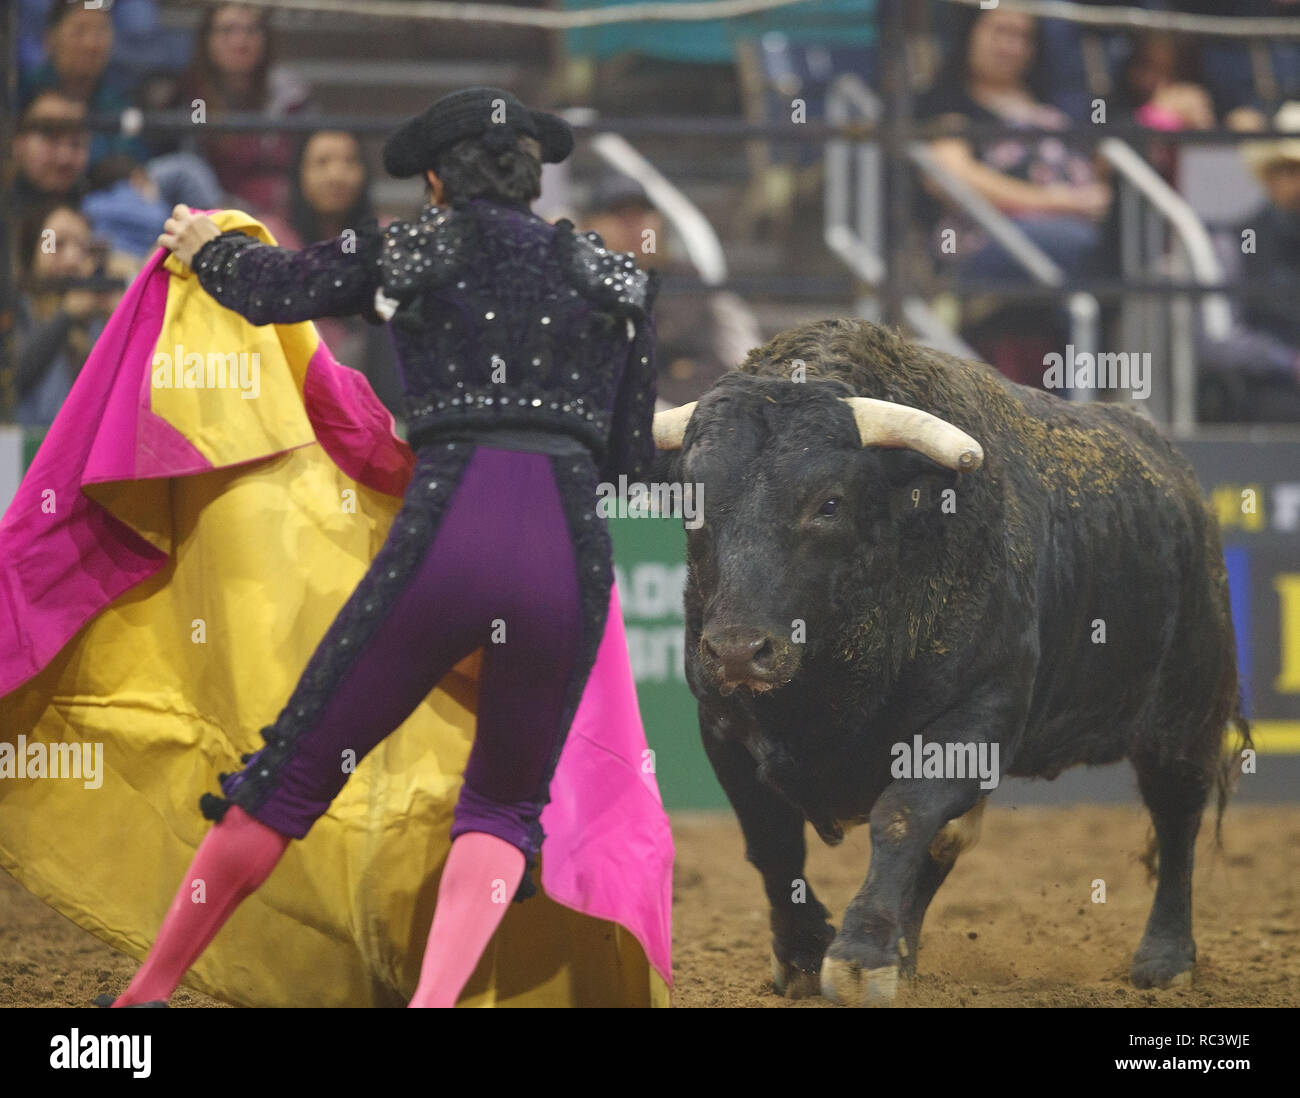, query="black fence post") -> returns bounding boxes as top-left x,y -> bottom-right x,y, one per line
0,0 -> 17,423
878,0 -> 911,329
